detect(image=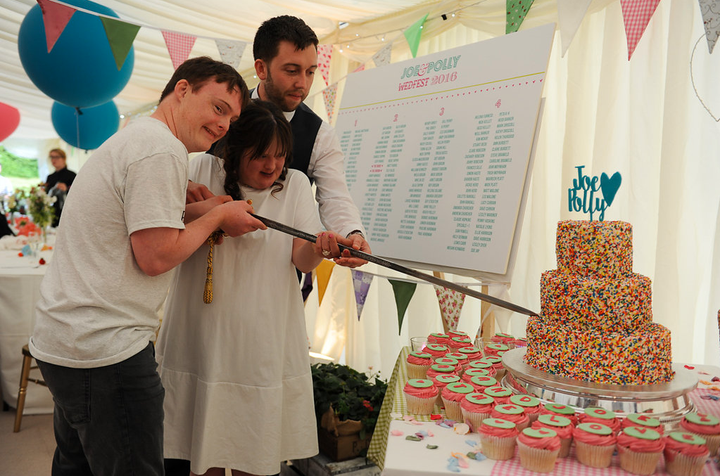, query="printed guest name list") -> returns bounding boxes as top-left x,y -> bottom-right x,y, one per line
336,24 -> 554,275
